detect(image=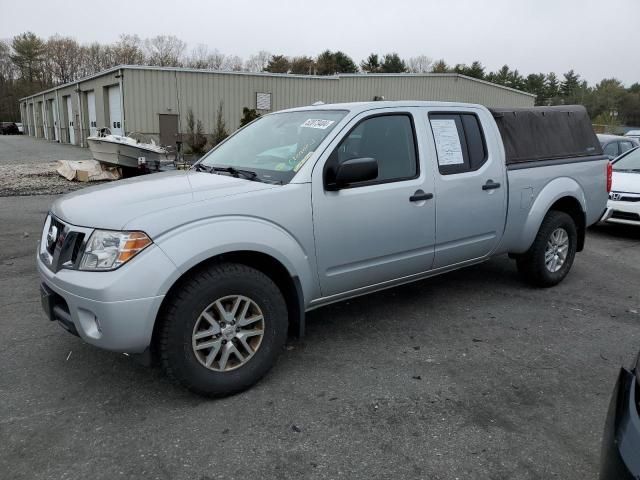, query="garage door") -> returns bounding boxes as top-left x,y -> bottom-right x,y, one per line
52,99 -> 60,142
87,91 -> 97,137
66,96 -> 75,145
108,85 -> 123,135
41,102 -> 48,140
